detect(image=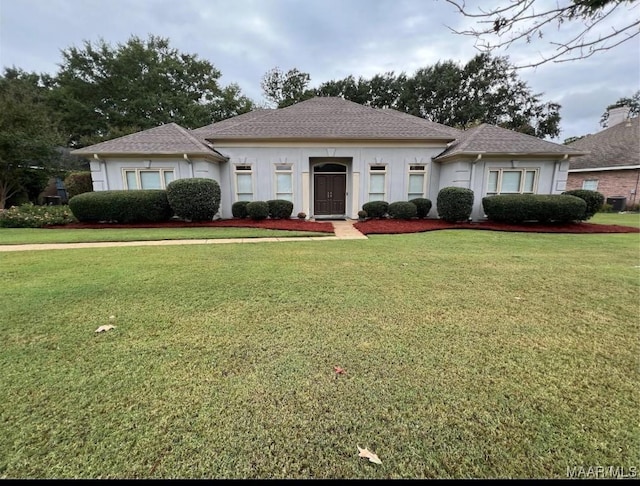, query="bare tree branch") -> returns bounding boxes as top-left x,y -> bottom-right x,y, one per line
444,0 -> 640,68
